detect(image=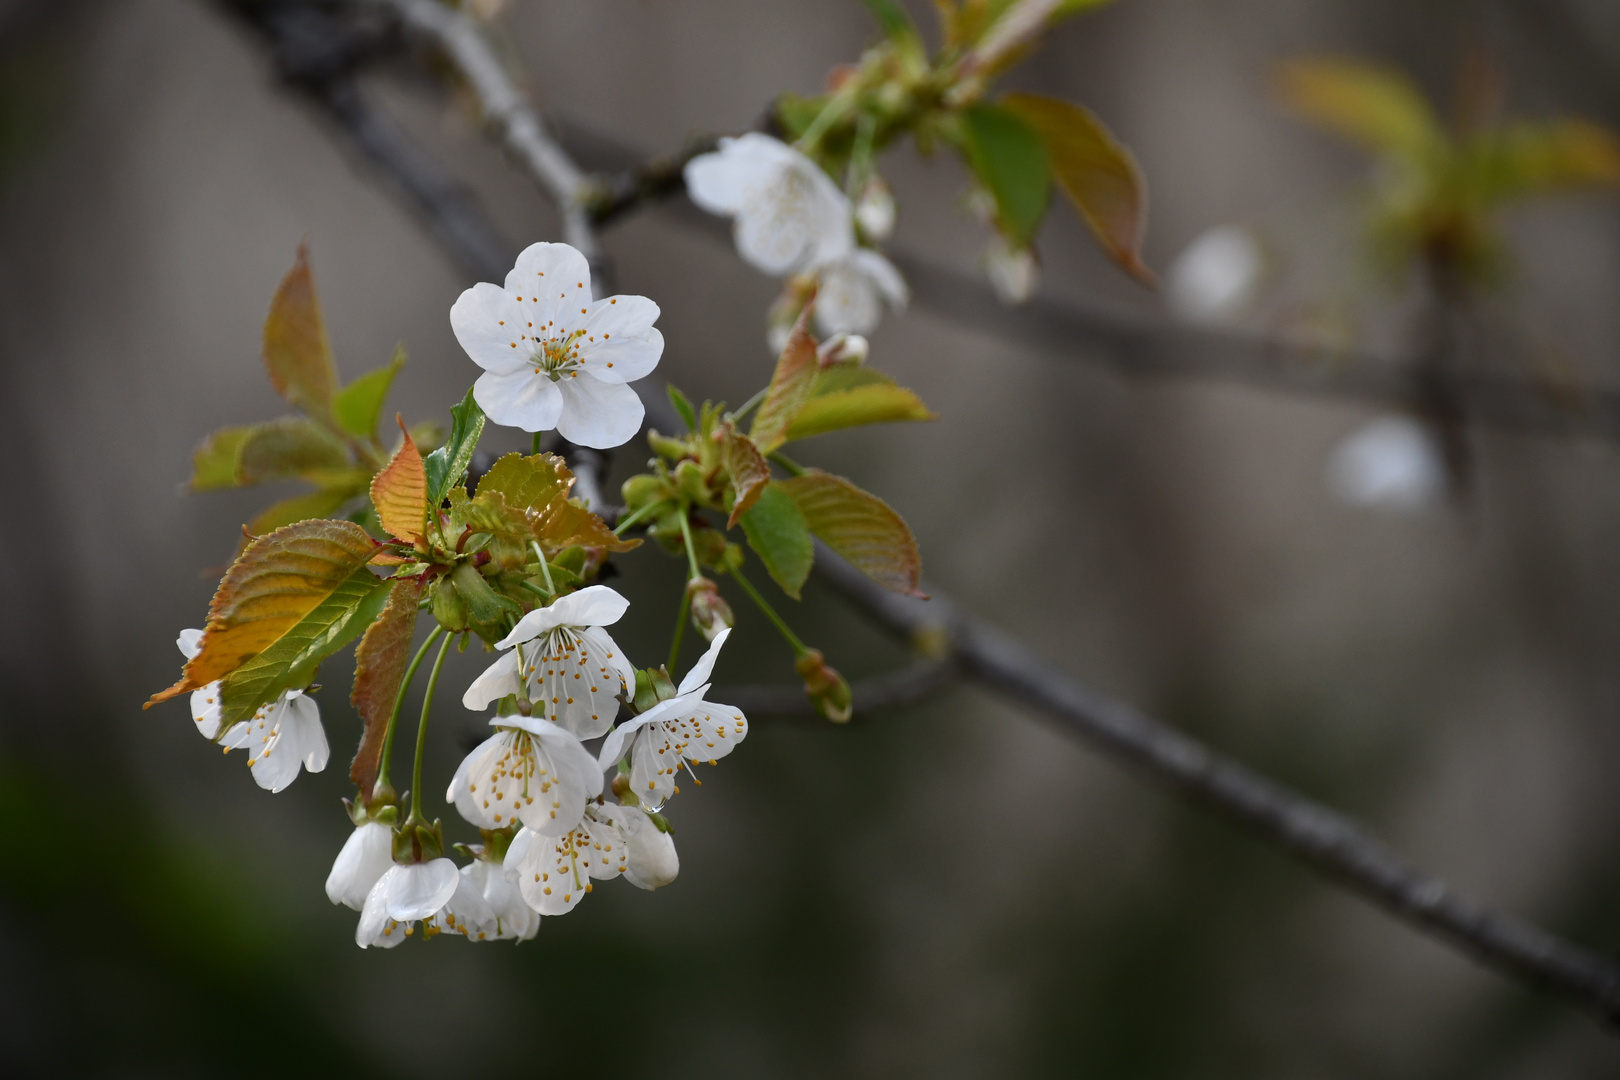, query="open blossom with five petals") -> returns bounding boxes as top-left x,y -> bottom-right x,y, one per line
176,629 -> 328,793
505,800 -> 646,916
462,585 -> 637,740
596,629 -> 749,808
355,858 -> 460,949
684,133 -> 906,339
324,821 -> 395,911
450,241 -> 663,448
446,715 -> 604,836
